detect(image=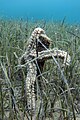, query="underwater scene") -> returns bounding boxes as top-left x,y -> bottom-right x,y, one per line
0,0 -> 80,120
